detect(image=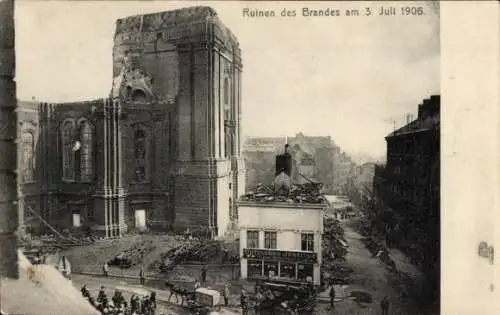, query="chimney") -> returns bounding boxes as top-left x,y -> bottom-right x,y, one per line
0,0 -> 19,279
276,144 -> 292,176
